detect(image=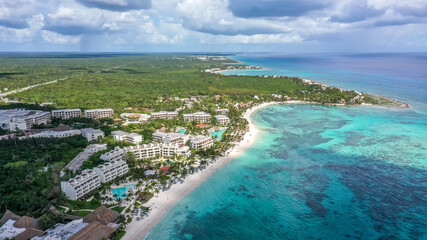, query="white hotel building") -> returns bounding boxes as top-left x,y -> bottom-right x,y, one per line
61,169 -> 101,200
125,143 -> 162,160
100,147 -> 127,161
183,112 -> 211,123
27,129 -> 82,139
162,143 -> 191,158
51,109 -> 82,119
152,131 -> 189,146
0,109 -> 51,130
191,135 -> 214,150
215,115 -> 230,125
214,108 -> 229,115
61,159 -> 129,200
150,111 -> 178,120
81,128 -> 104,141
93,159 -> 129,183
102,142 -> 191,161
84,108 -> 114,119
111,130 -> 143,144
